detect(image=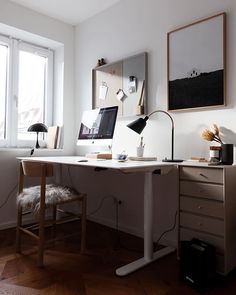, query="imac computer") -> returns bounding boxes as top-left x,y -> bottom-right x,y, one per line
77,106 -> 118,147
